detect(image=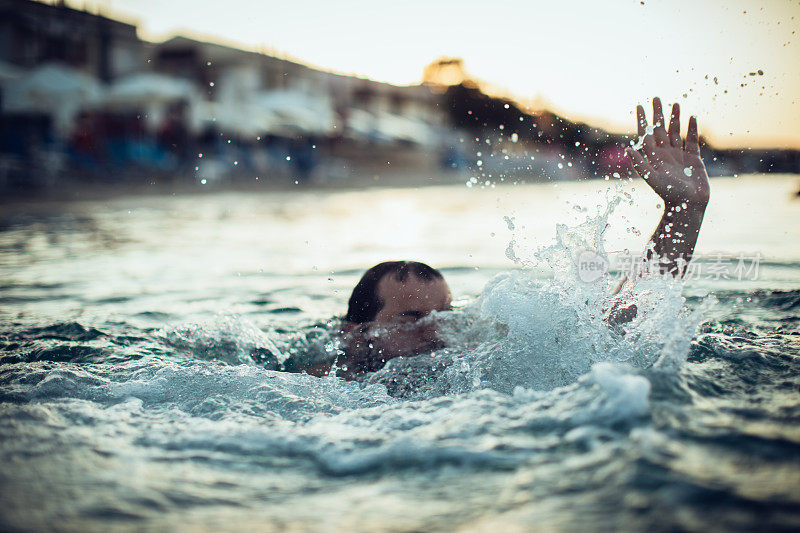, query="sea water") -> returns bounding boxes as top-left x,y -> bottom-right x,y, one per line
1,175 -> 799,531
